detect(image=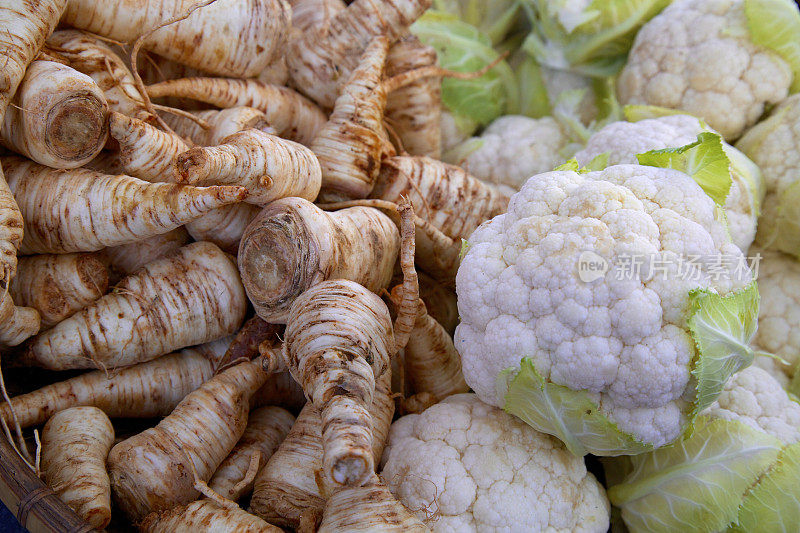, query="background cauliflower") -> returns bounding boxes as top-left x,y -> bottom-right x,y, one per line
380,394 -> 610,533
